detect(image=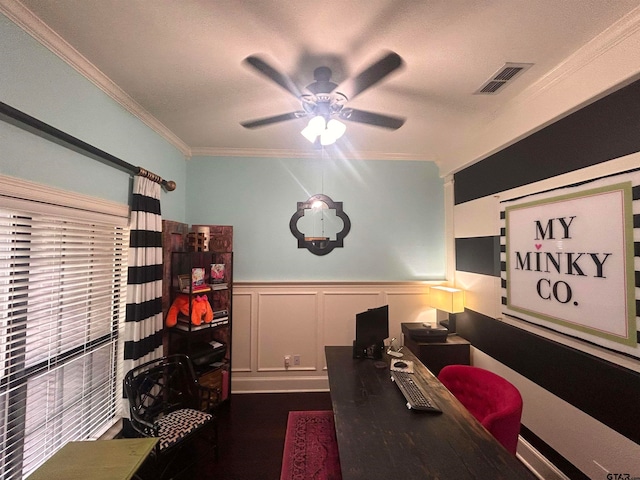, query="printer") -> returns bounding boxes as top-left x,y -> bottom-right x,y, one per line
189,340 -> 226,367
403,323 -> 449,343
